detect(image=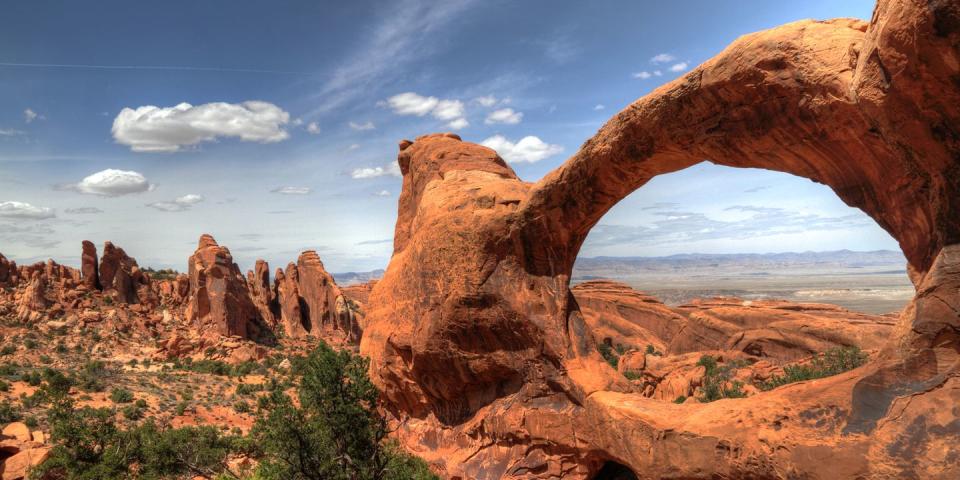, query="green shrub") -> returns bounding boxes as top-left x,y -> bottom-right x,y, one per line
758,346 -> 868,391
0,400 -> 20,423
22,371 -> 42,386
1,345 -> 17,356
235,383 -> 262,396
24,338 -> 37,350
623,370 -> 642,381
673,395 -> 687,404
122,404 -> 145,420
697,355 -> 748,403
77,360 -> 107,392
233,401 -> 250,414
597,343 -> 619,368
110,387 -> 134,404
